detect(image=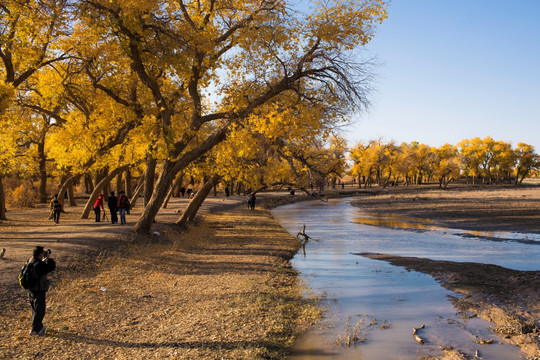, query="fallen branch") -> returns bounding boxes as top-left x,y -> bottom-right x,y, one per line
473,338 -> 493,345
412,324 -> 425,345
296,224 -> 314,243
296,225 -> 317,256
